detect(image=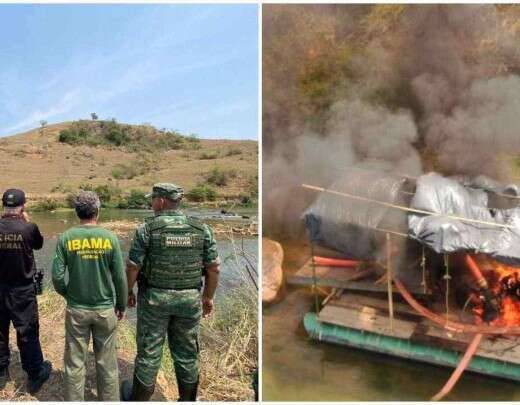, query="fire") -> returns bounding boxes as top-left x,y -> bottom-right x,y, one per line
471,256 -> 520,326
